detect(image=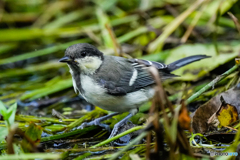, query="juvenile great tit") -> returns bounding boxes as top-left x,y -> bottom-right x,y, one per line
59,43 -> 209,139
